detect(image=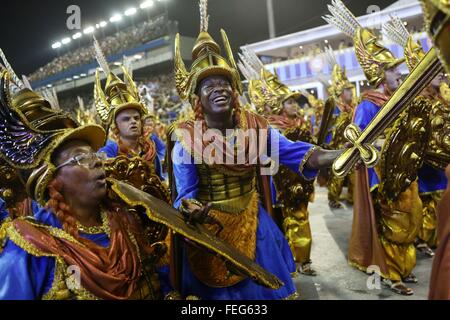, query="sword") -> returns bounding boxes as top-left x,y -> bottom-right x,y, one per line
332,47 -> 443,178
